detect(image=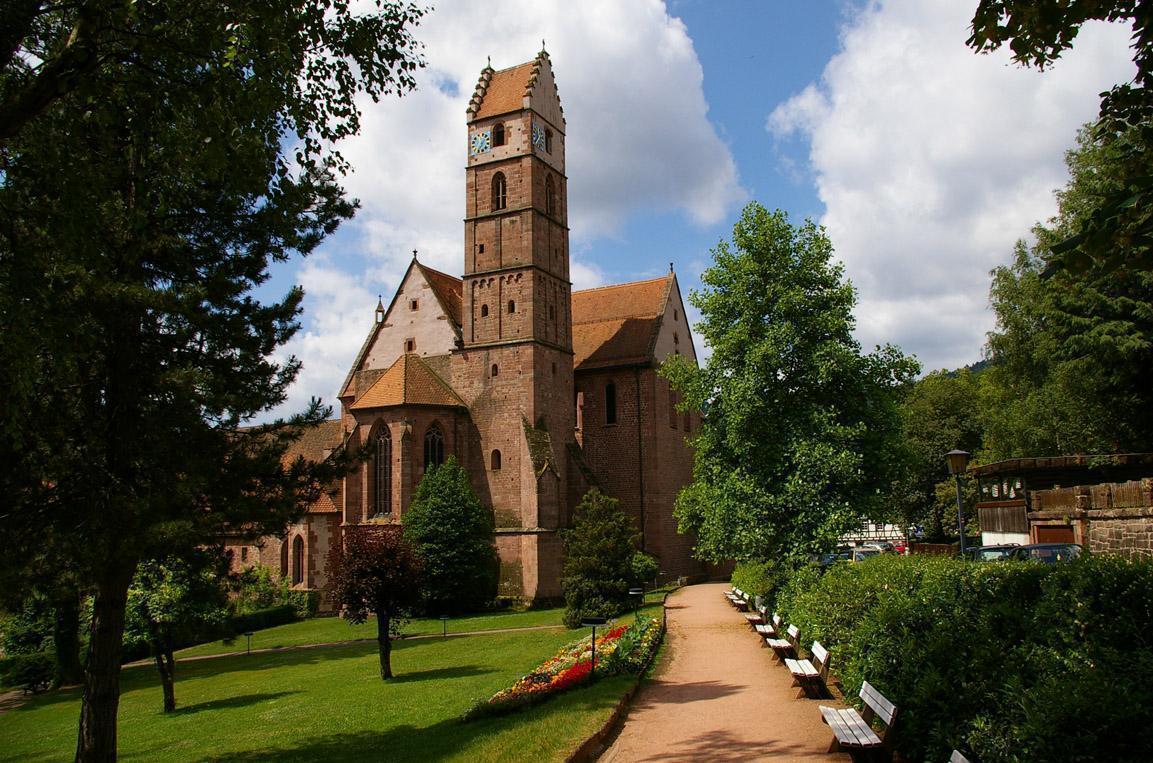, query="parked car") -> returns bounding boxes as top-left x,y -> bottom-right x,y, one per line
862,541 -> 895,553
964,544 -> 1018,562
1008,543 -> 1082,564
815,551 -> 851,567
851,546 -> 882,562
